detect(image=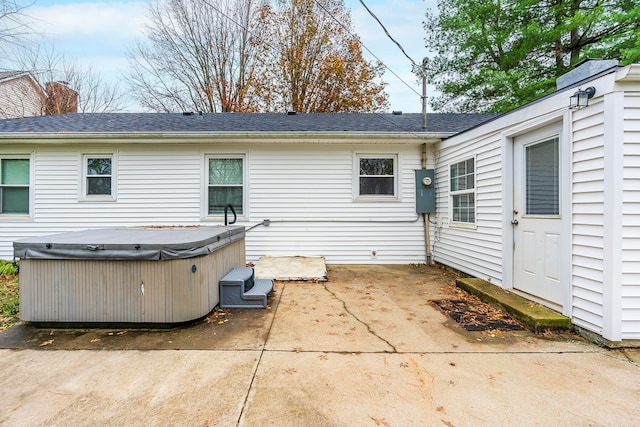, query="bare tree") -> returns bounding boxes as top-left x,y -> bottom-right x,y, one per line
127,0 -> 266,112
18,43 -> 128,113
0,0 -> 35,60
